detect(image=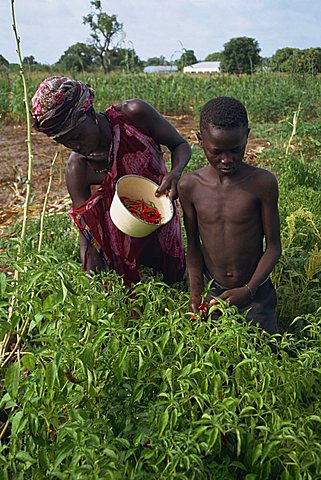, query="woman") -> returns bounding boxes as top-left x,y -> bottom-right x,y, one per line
31,76 -> 191,285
